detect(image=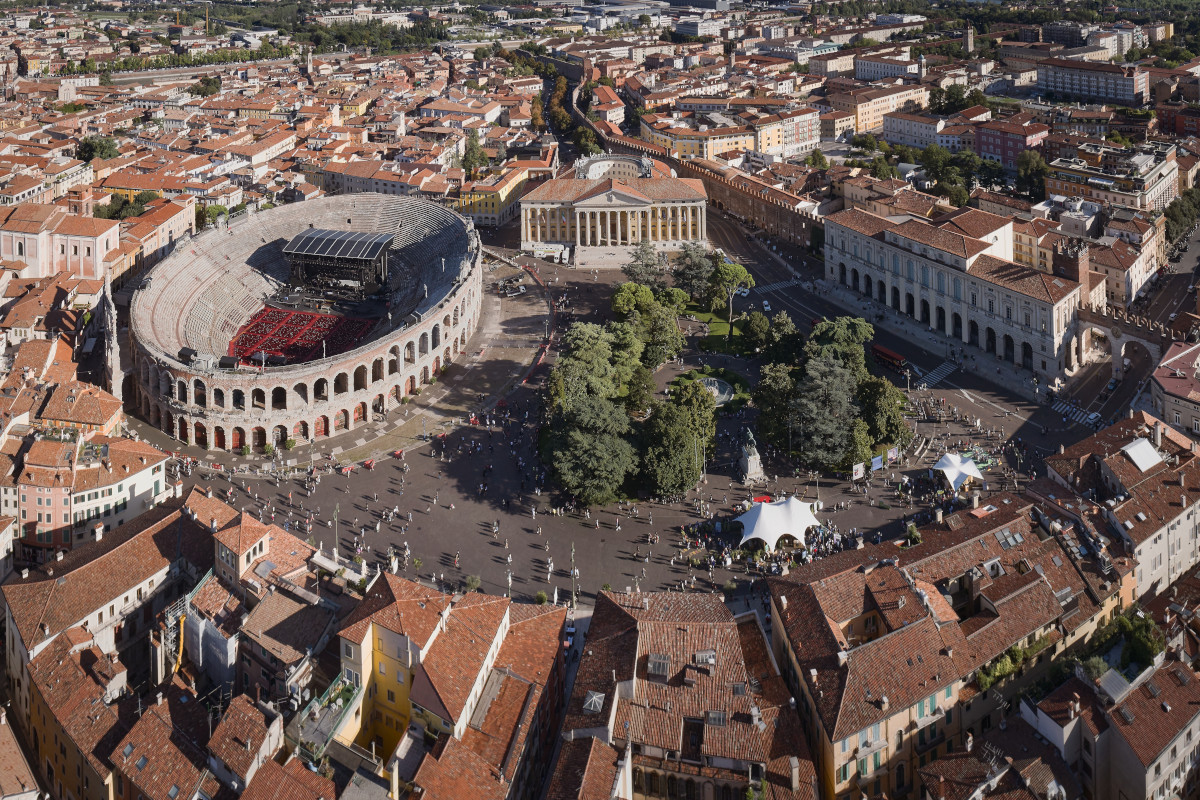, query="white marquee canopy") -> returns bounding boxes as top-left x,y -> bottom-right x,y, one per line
736,496 -> 822,551
933,452 -> 984,491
